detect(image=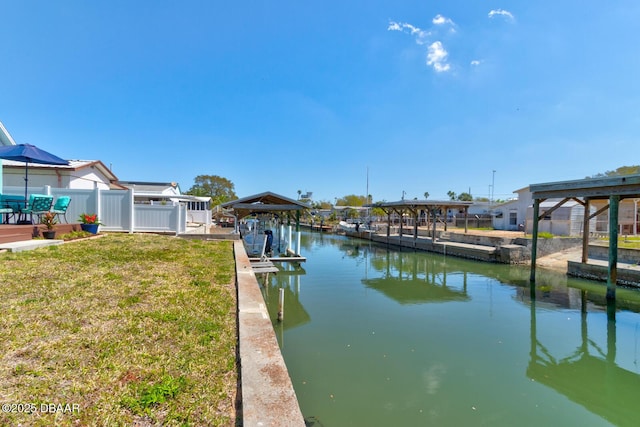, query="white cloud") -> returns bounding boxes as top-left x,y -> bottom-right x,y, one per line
470,60 -> 481,66
488,9 -> 515,20
387,20 -> 421,35
388,18 -> 453,72
433,14 -> 456,34
387,20 -> 430,44
427,41 -> 450,72
432,14 -> 453,26
387,21 -> 402,31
